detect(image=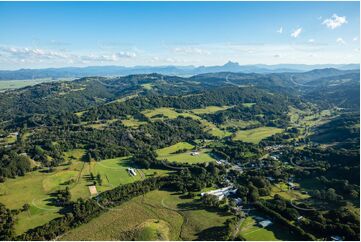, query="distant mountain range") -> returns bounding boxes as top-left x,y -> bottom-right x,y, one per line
0,61 -> 359,80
